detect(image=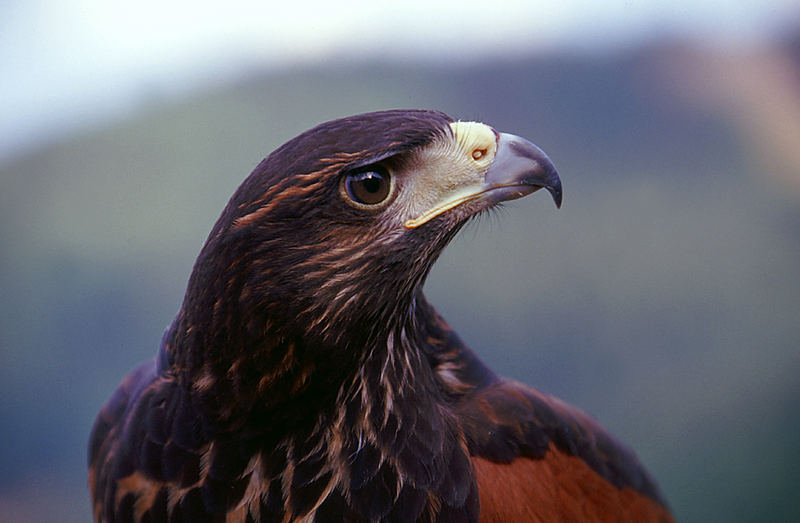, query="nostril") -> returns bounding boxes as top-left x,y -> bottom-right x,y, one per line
472,148 -> 487,160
